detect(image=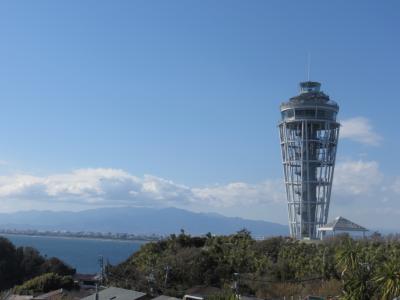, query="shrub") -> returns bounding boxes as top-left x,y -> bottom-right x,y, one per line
13,273 -> 76,295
